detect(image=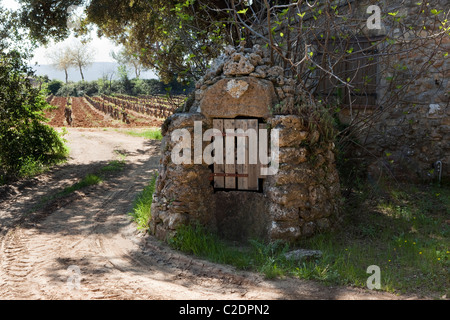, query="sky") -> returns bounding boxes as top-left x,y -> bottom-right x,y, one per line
2,0 -> 158,80
2,0 -> 122,65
